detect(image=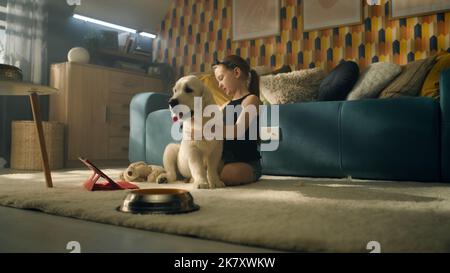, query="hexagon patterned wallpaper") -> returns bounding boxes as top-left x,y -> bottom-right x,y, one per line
152,0 -> 450,77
